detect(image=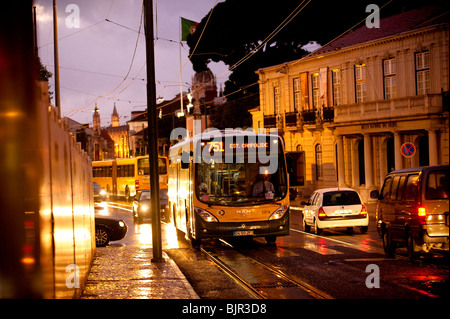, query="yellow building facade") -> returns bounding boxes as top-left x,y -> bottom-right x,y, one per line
251,7 -> 449,202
